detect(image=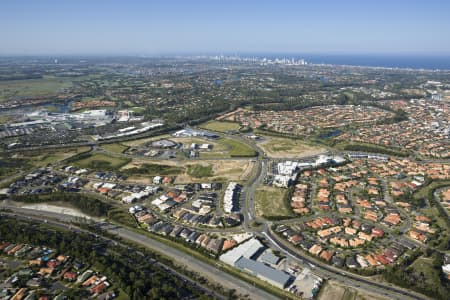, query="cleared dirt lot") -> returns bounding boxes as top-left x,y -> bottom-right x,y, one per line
258,136 -> 327,158
254,186 -> 293,218
175,160 -> 255,183
317,280 -> 390,300
121,159 -> 255,183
